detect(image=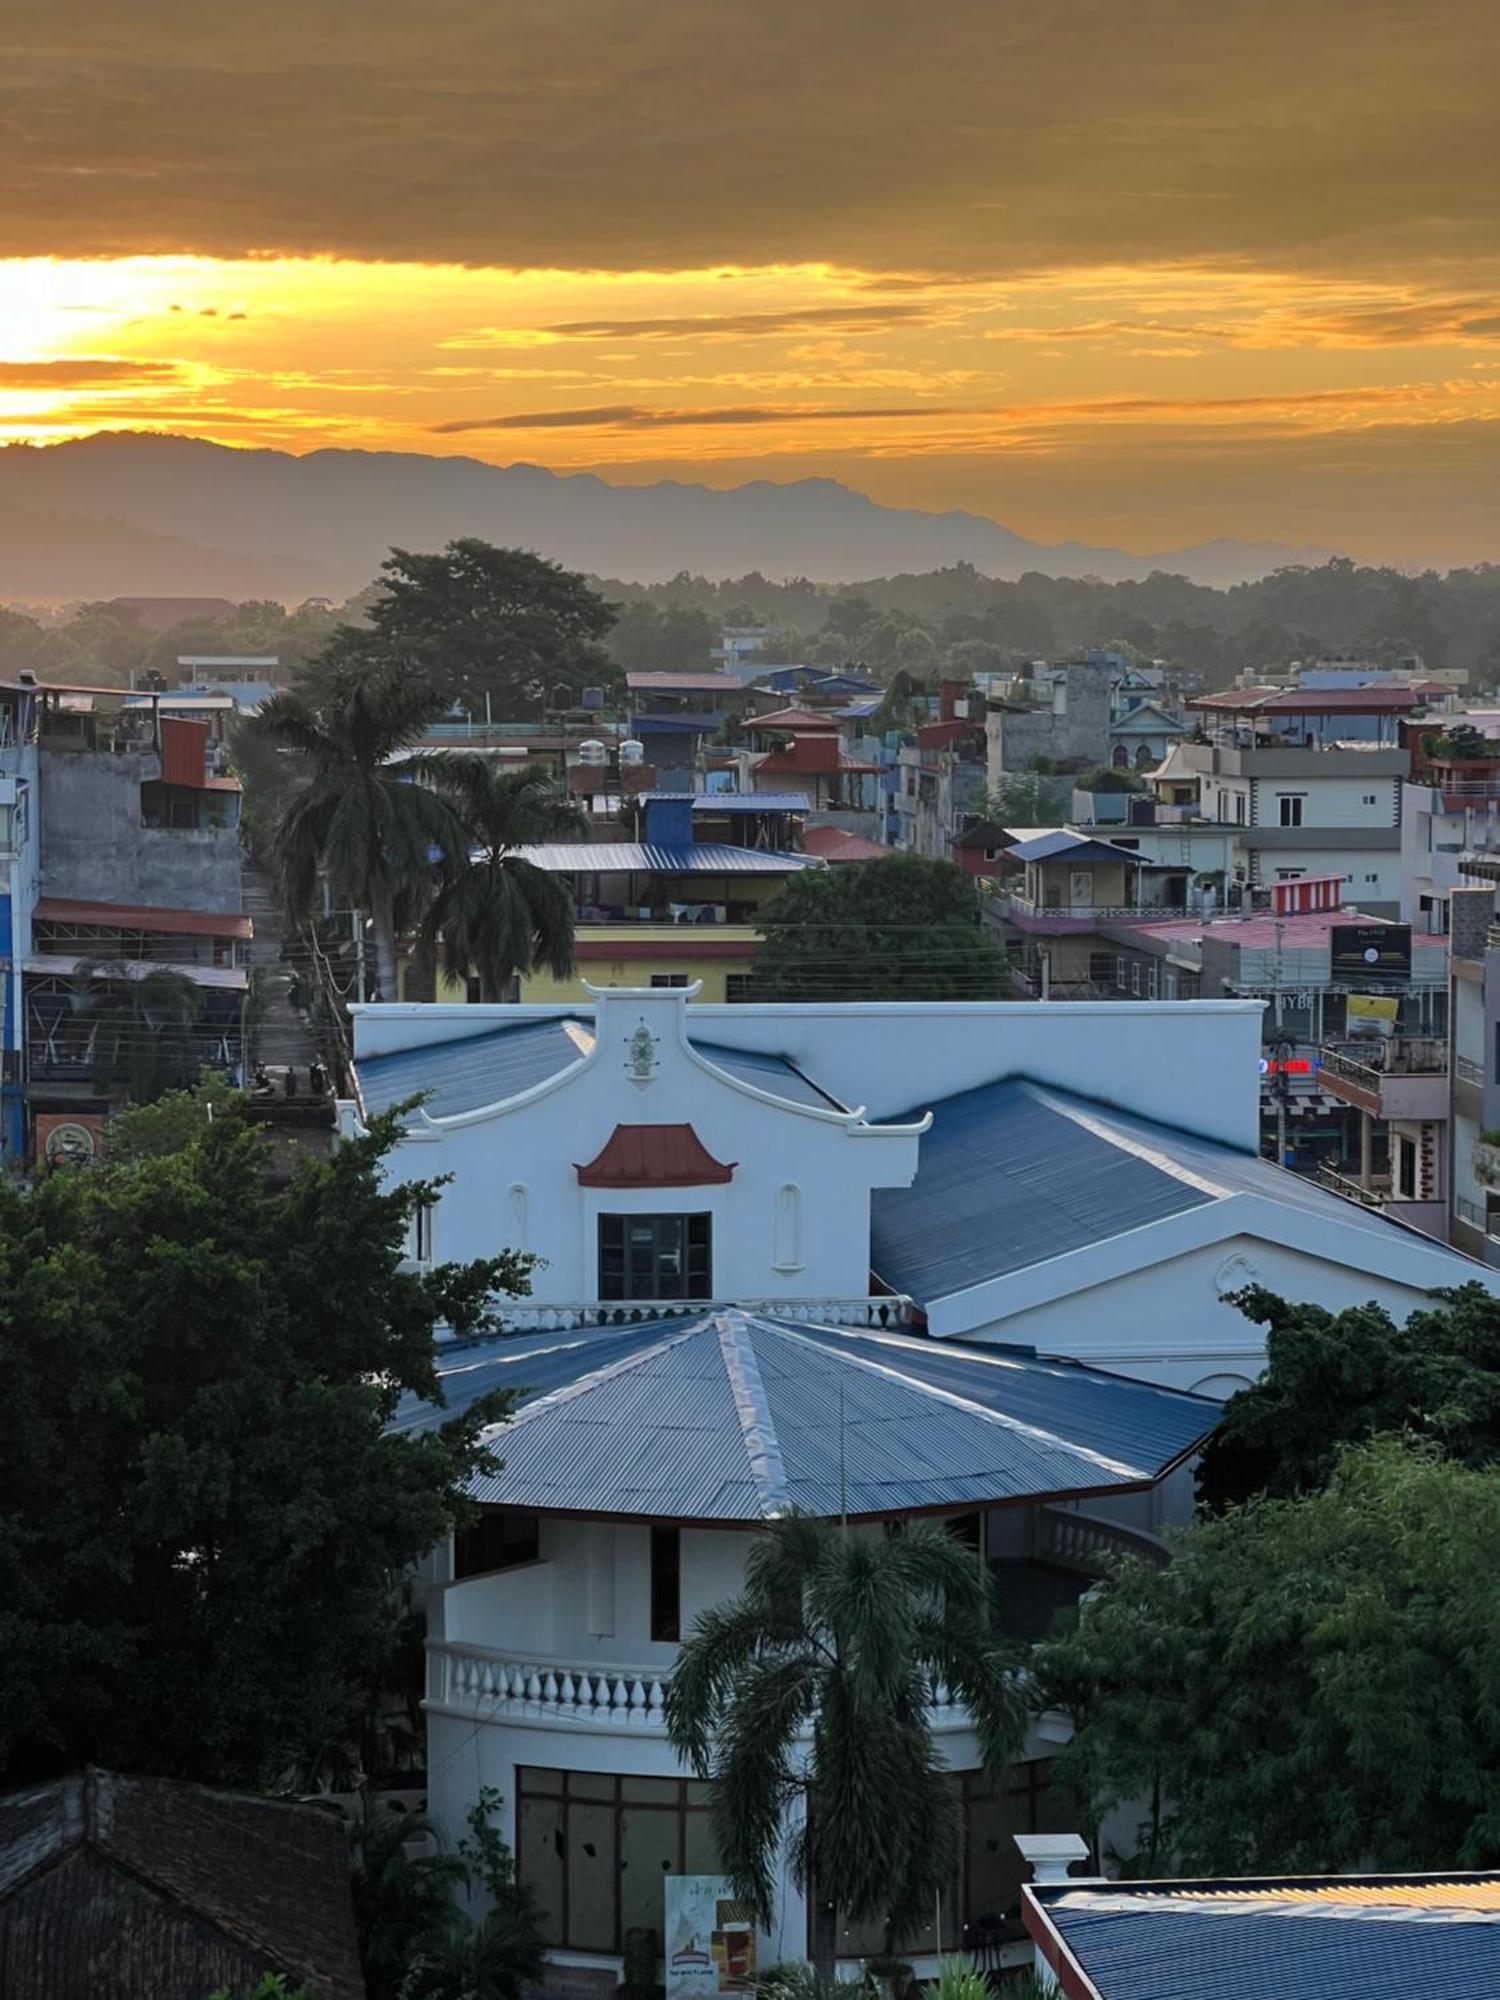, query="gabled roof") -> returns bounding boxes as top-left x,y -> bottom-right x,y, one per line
870,1077 -> 1477,1323
0,1769 -> 364,2000
801,826 -> 891,864
1026,1872 -> 1500,2000
1109,701 -> 1186,735
392,1310 -> 1217,1521
356,1018 -> 846,1120
1008,829 -> 1139,865
745,705 -> 844,731
755,739 -> 879,776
